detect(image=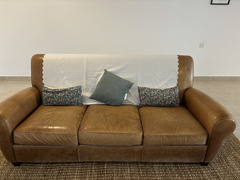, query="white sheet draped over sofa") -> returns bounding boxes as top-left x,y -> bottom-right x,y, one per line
43,54 -> 179,105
